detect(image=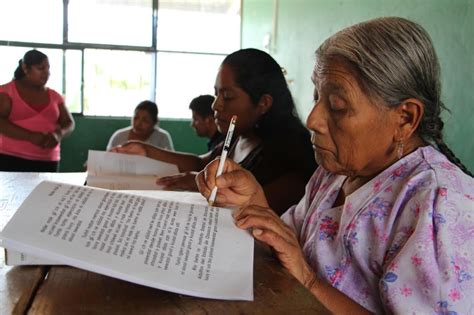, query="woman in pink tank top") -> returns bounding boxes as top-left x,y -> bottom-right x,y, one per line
0,49 -> 75,172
